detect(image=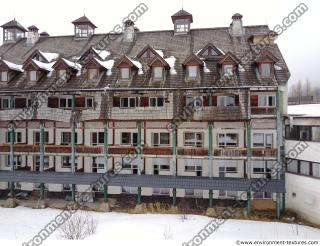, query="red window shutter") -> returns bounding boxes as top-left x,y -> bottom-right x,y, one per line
48,97 -> 59,108
212,96 -> 217,106
141,97 -> 149,107
15,98 -> 27,108
203,96 -> 209,106
235,95 -> 240,106
75,97 -> 85,108
250,95 -> 258,107
113,97 -> 120,107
